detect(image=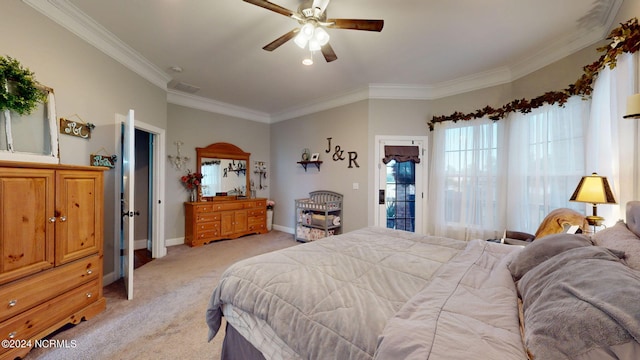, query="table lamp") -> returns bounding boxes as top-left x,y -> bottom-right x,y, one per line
569,172 -> 617,226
